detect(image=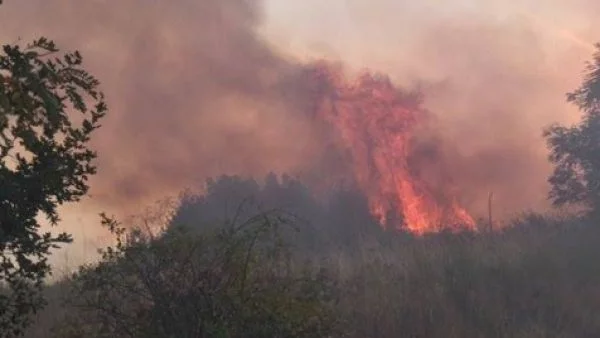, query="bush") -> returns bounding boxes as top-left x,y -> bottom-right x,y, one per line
52,212 -> 340,338
172,174 -> 391,255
